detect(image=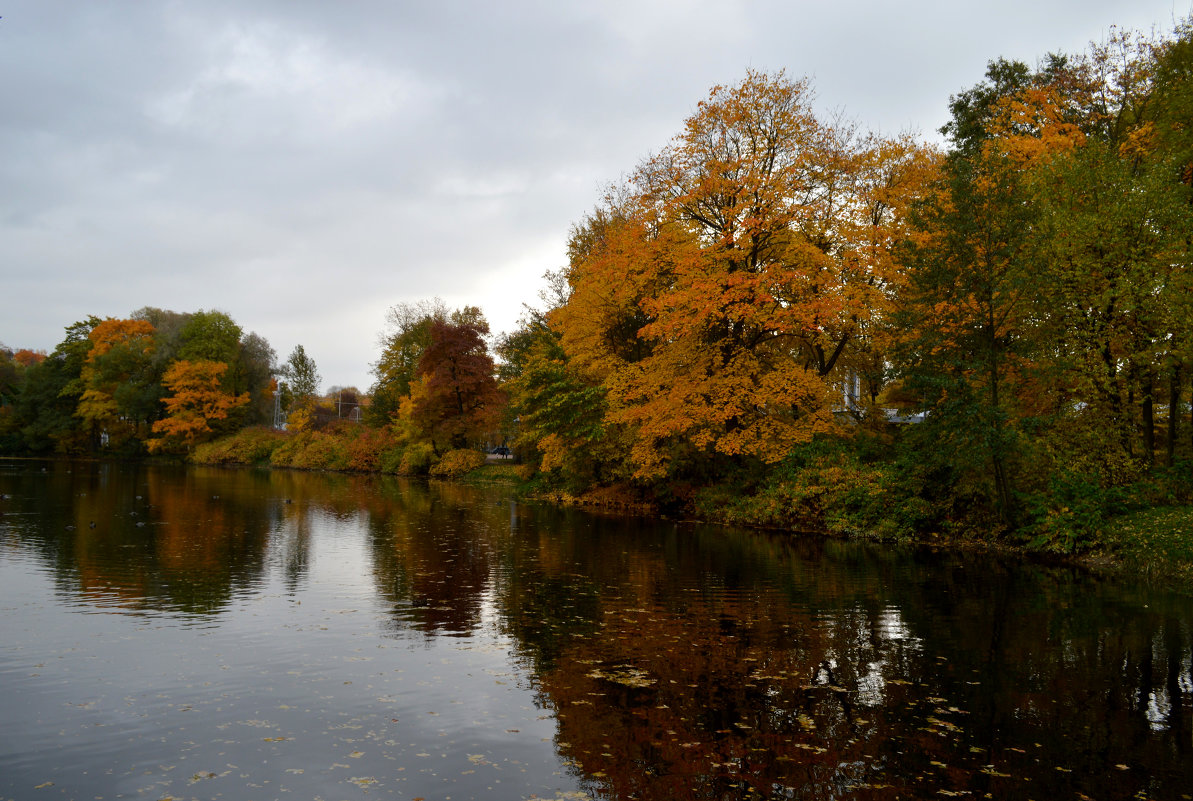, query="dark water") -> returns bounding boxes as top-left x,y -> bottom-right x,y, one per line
0,459 -> 1190,801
